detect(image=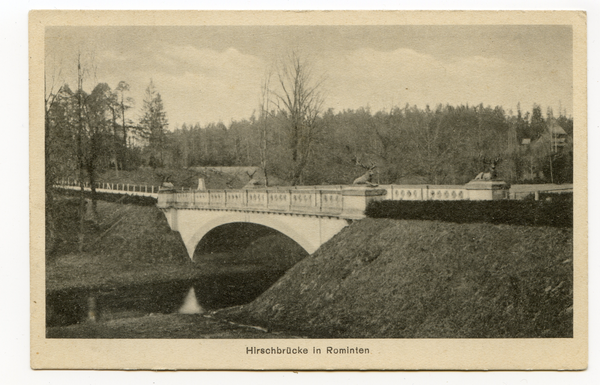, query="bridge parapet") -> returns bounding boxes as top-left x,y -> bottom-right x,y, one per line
55,178 -> 509,205
380,184 -> 469,201
194,191 -> 210,205
157,186 -> 386,219
267,190 -> 290,211
320,190 -> 344,214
